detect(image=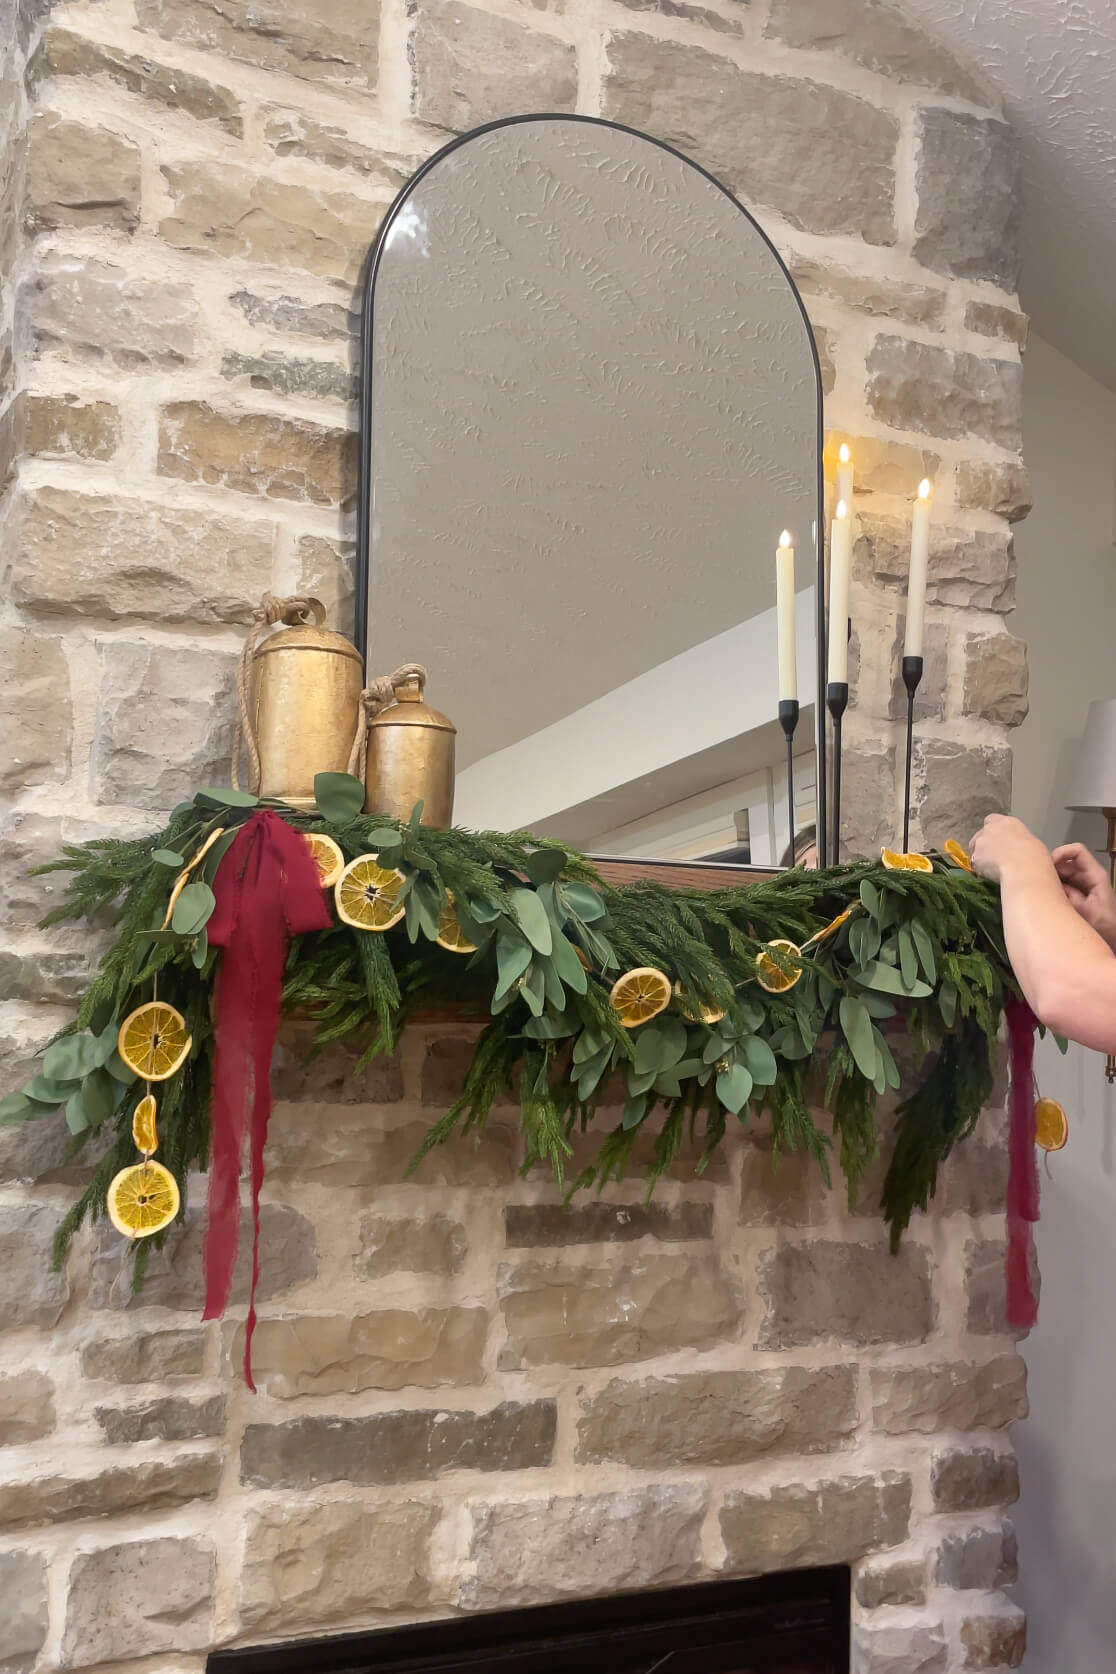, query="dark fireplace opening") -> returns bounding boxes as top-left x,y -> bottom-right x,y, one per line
209,1566 -> 850,1674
